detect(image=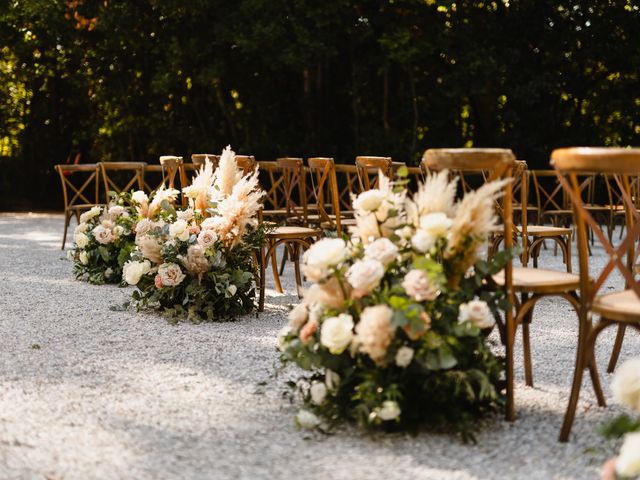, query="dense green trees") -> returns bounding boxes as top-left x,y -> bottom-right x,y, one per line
1,0 -> 639,208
